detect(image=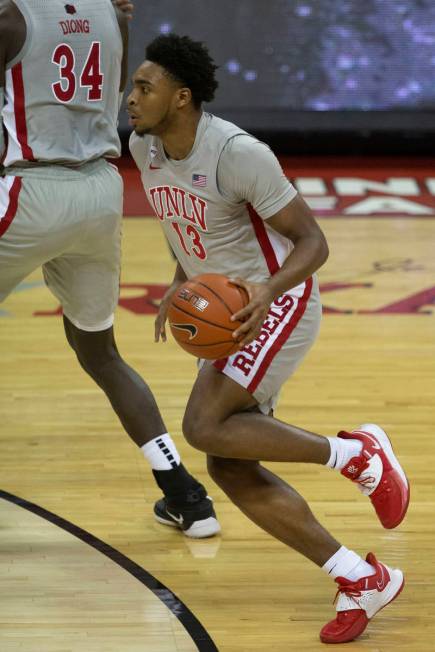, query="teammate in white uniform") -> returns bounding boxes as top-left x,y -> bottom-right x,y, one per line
128,34 -> 410,643
0,2 -> 220,539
